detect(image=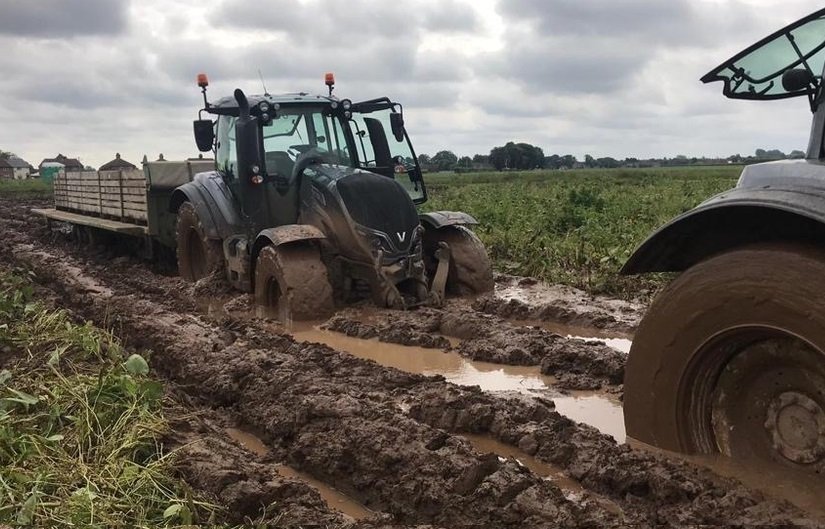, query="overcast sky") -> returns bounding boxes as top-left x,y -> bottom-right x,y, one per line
1,0 -> 823,168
